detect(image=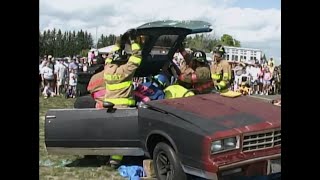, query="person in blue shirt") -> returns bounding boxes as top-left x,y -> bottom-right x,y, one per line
133,73 -> 169,103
